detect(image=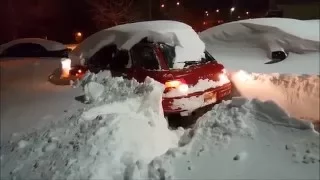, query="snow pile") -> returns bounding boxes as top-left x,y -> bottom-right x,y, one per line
0,38 -> 67,54
231,71 -> 320,122
70,20 -> 205,68
200,18 -> 320,59
0,71 -> 182,180
164,77 -> 230,98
